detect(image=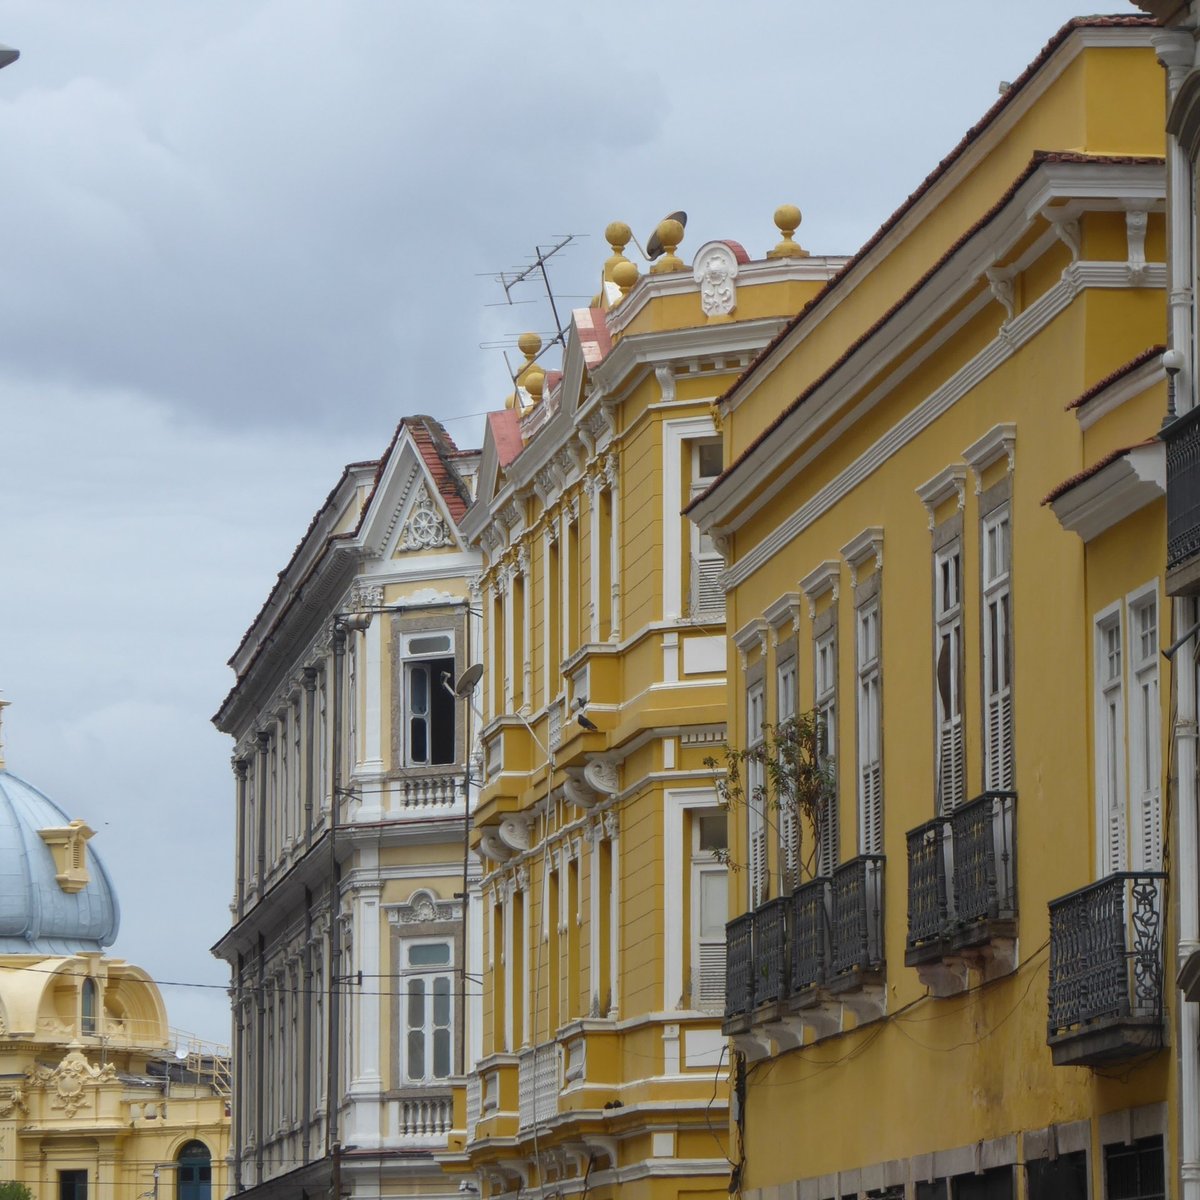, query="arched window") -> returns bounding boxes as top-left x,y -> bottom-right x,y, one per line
80,978 -> 97,1036
177,1141 -> 211,1200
